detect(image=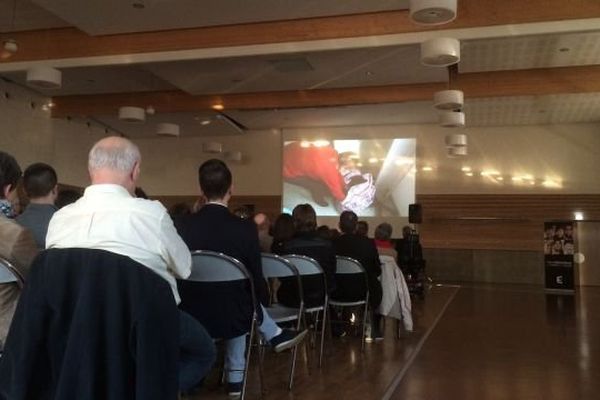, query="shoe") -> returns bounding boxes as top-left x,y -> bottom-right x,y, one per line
270,329 -> 308,353
227,381 -> 243,397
